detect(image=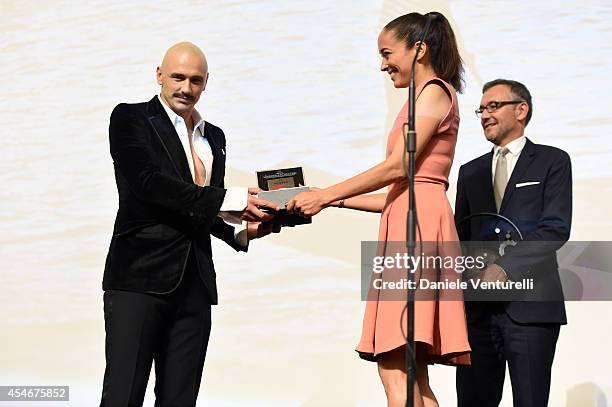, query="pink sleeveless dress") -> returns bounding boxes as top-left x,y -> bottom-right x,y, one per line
356,78 -> 471,365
